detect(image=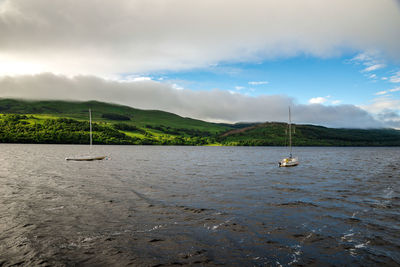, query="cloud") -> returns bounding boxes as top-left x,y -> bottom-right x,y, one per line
248,81 -> 269,85
375,86 -> 400,96
130,77 -> 152,82
363,64 -> 386,72
351,51 -> 382,65
361,96 -> 400,114
118,76 -> 152,82
0,73 -> 382,128
309,96 -> 342,105
309,96 -> 328,104
376,109 -> 400,129
390,71 -> 400,83
378,111 -> 400,120
389,87 -> 400,92
0,0 -> 399,76
235,86 -> 245,90
375,90 -> 388,95
171,83 -> 184,90
351,52 -> 388,76
359,95 -> 400,128
377,110 -> 400,129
